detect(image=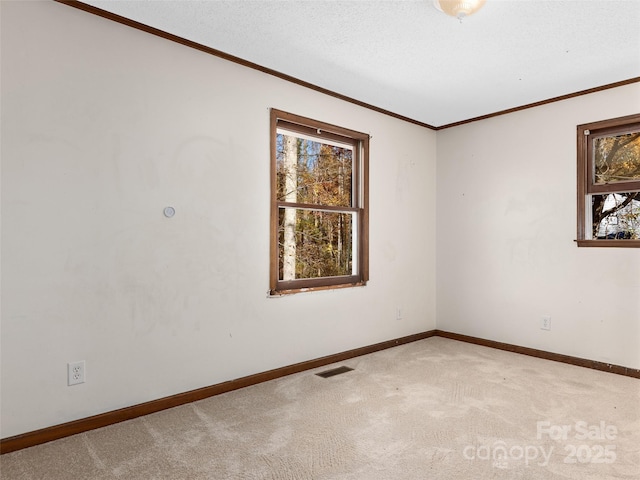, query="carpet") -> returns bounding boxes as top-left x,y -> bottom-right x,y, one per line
2,337 -> 639,479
